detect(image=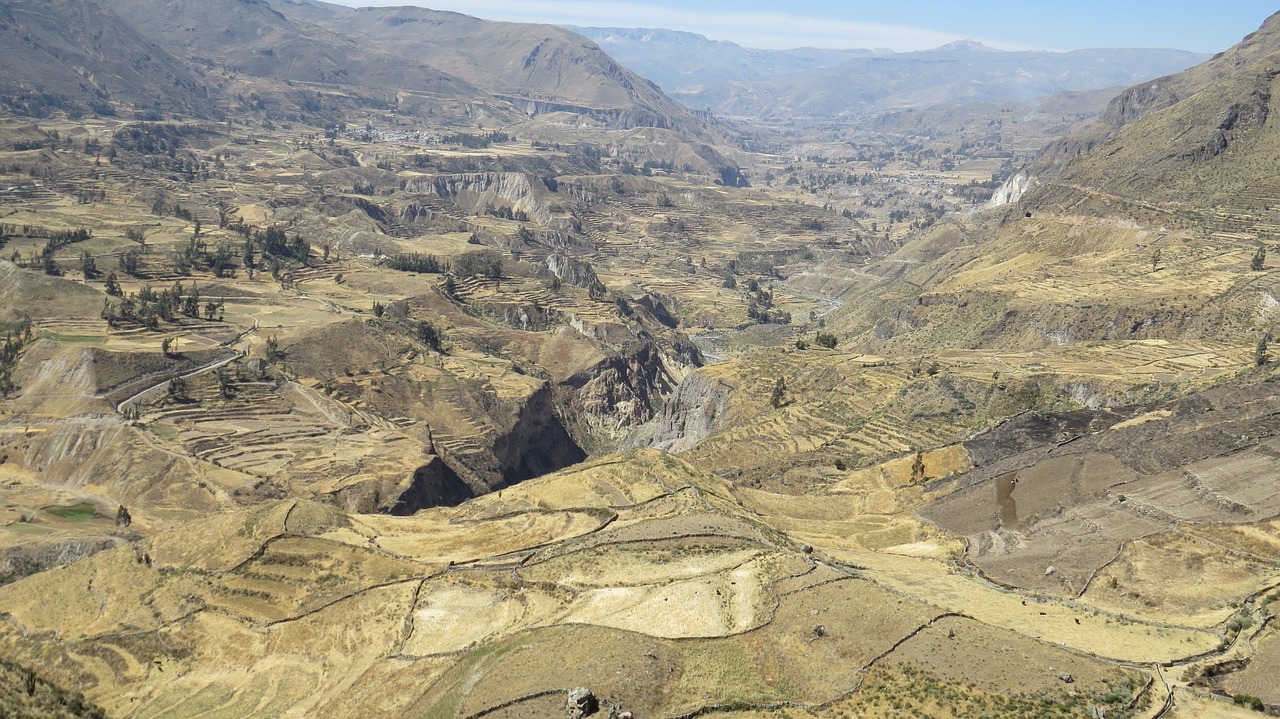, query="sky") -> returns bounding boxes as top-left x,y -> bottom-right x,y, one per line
335,1 -> 1277,53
